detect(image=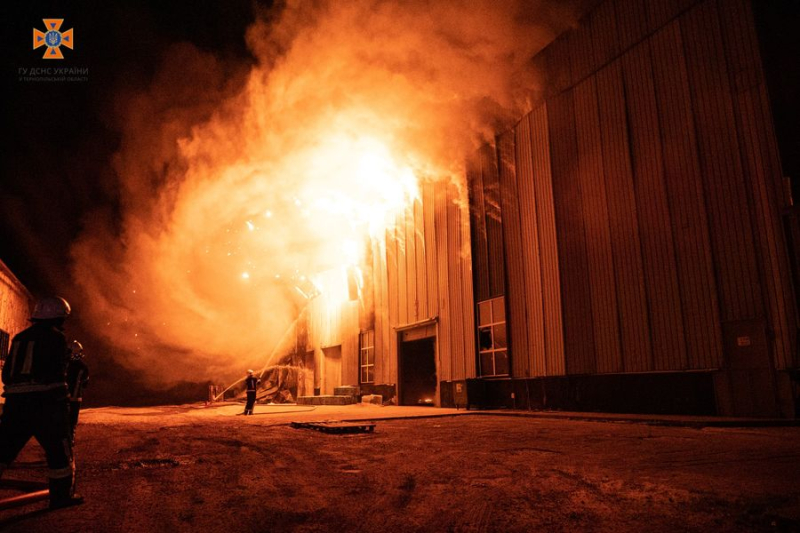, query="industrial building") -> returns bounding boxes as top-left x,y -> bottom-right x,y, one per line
288,0 -> 800,418
0,259 -> 35,401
